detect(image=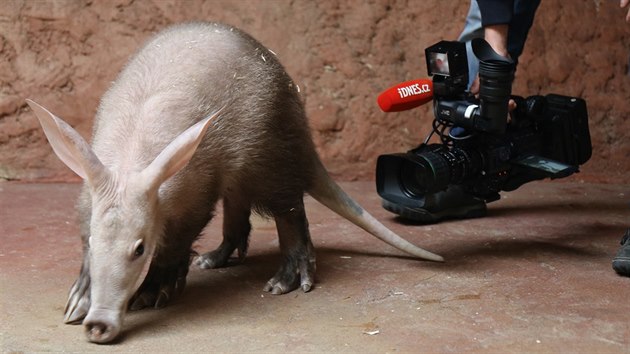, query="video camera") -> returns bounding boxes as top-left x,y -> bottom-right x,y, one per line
375,38 -> 592,217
